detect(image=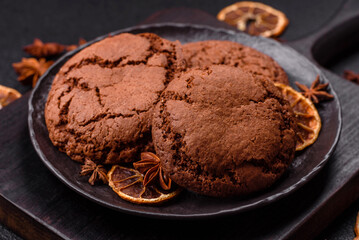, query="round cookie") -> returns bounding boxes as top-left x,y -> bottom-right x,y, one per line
152,65 -> 296,197
183,40 -> 289,85
45,33 -> 185,164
